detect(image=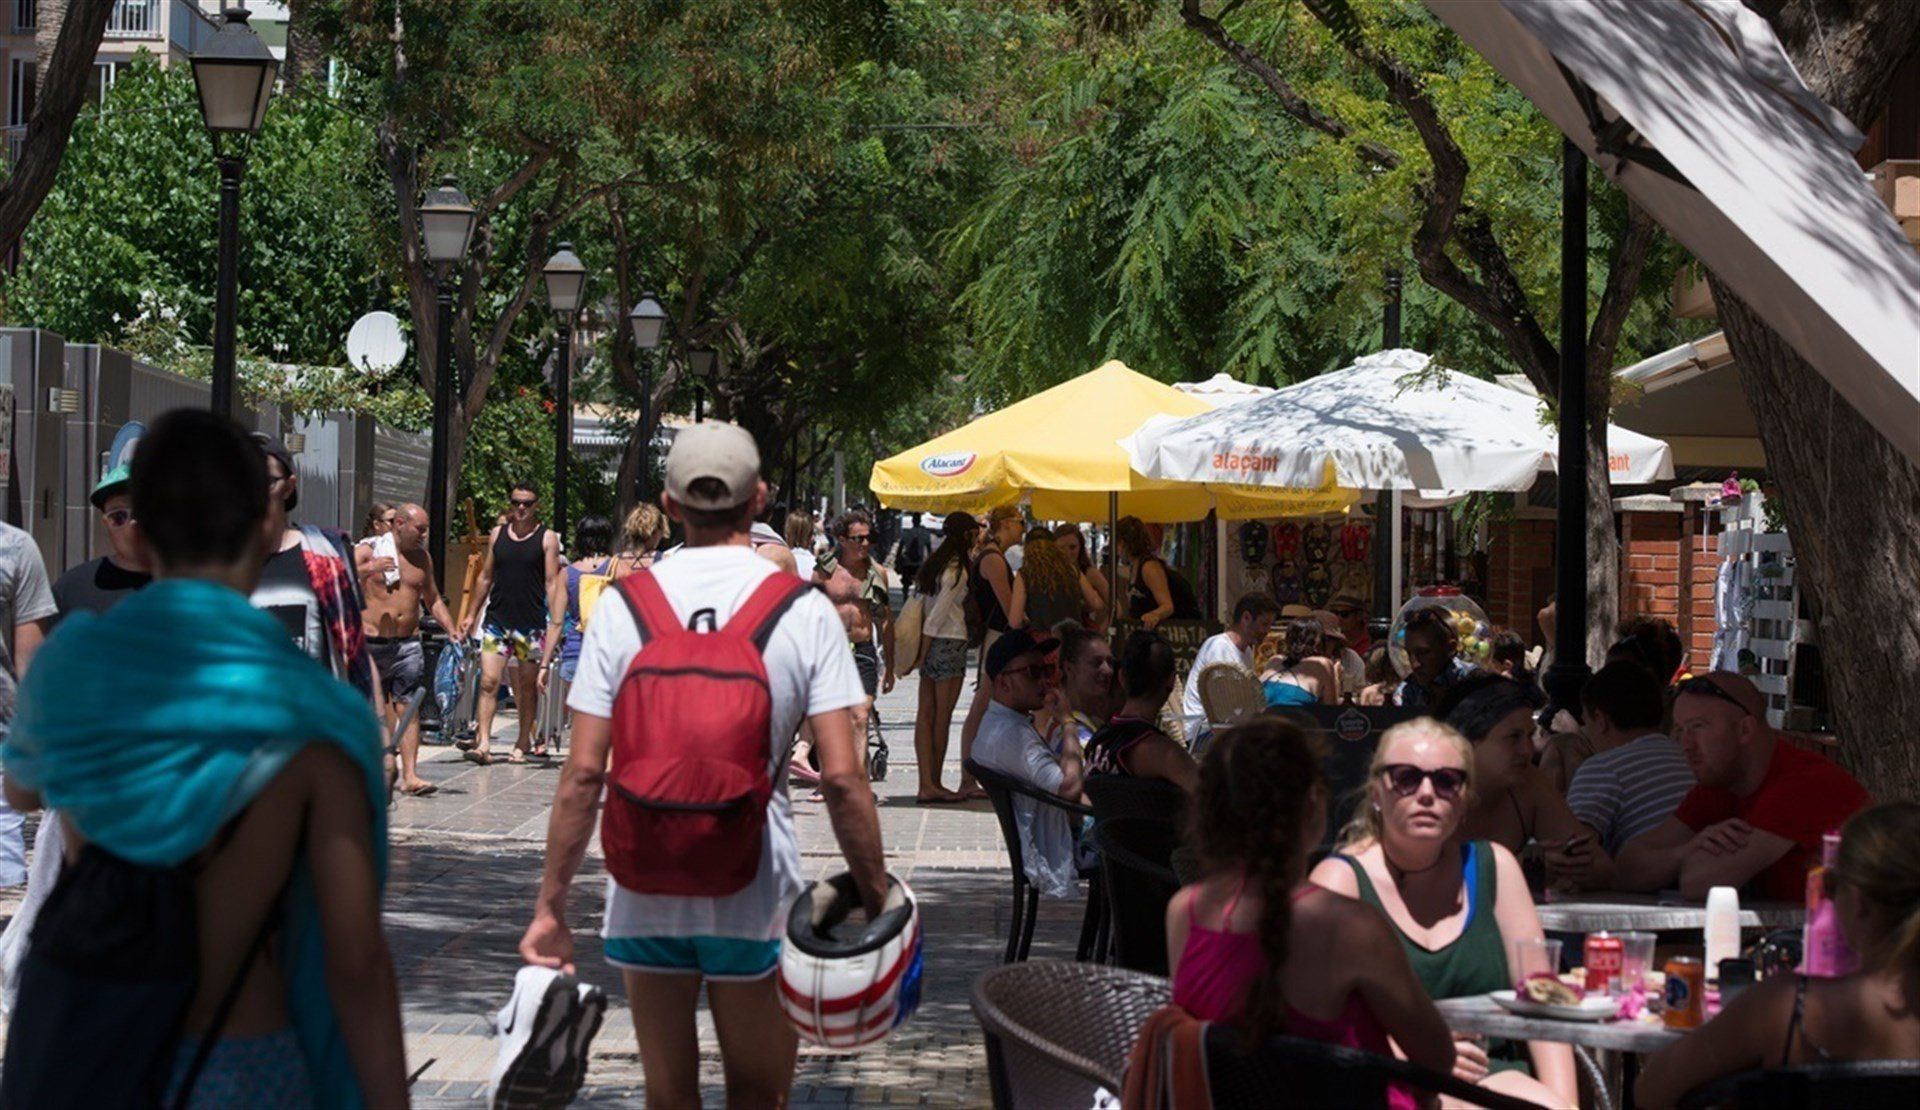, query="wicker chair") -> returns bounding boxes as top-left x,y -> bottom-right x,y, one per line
1677,1061 -> 1920,1109
1203,1026 -> 1540,1110
1087,817 -> 1181,975
971,960 -> 1170,1109
1197,663 -> 1264,735
964,758 -> 1101,963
